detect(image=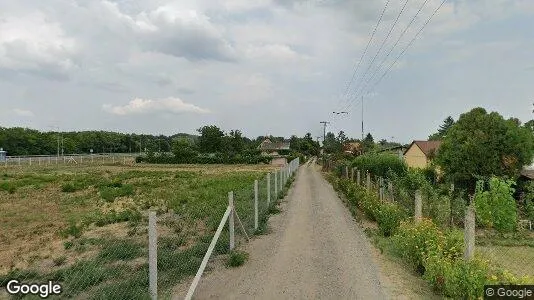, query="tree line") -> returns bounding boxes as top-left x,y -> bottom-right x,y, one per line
0,125 -> 321,159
